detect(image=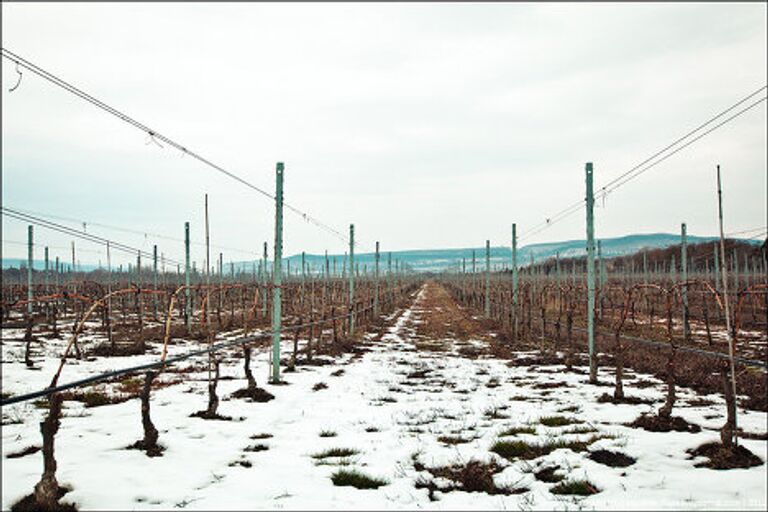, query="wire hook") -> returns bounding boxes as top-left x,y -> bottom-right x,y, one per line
8,61 -> 23,93
145,131 -> 164,148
